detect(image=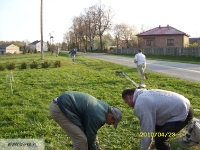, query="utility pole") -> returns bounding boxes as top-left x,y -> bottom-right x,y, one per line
40,0 -> 44,59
